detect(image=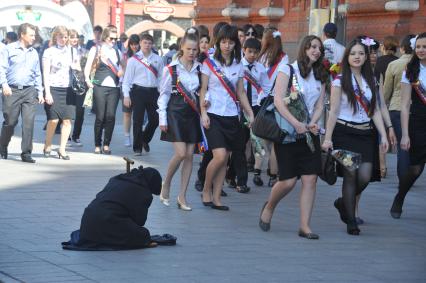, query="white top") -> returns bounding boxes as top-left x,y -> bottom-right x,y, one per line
401,63 -> 426,84
122,50 -> 164,97
332,74 -> 373,123
42,45 -> 72,88
157,59 -> 201,126
241,58 -> 270,106
258,54 -> 289,101
87,44 -> 122,87
202,57 -> 244,117
323,38 -> 345,64
277,61 -> 322,117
